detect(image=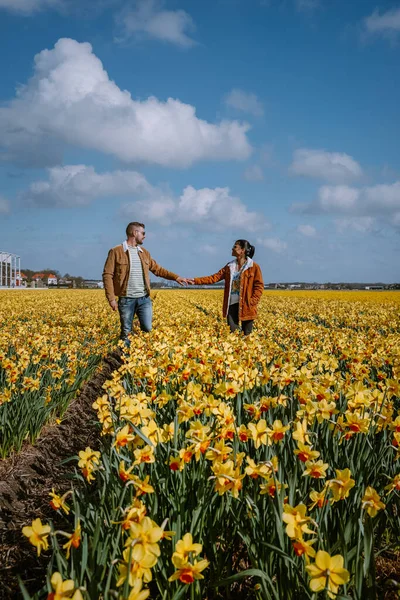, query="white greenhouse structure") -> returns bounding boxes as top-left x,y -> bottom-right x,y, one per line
0,251 -> 21,287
